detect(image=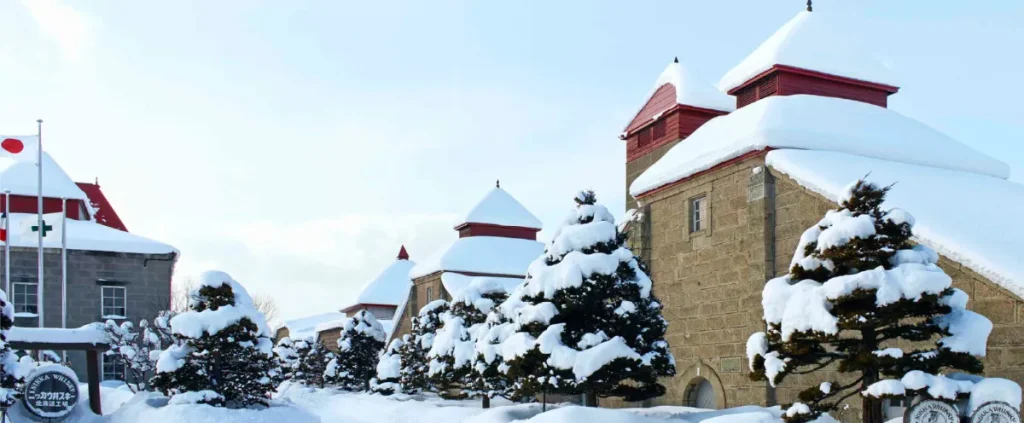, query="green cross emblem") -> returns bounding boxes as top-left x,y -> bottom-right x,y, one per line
31,221 -> 53,237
